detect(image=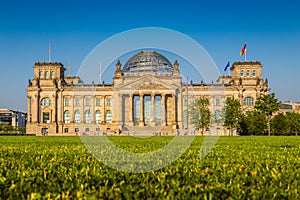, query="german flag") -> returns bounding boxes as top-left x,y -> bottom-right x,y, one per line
240,43 -> 247,56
